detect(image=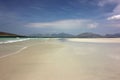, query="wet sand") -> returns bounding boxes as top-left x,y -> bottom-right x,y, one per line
0,38 -> 120,80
